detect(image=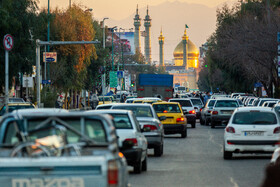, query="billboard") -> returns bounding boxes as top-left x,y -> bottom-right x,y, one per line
107,31 -> 135,55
